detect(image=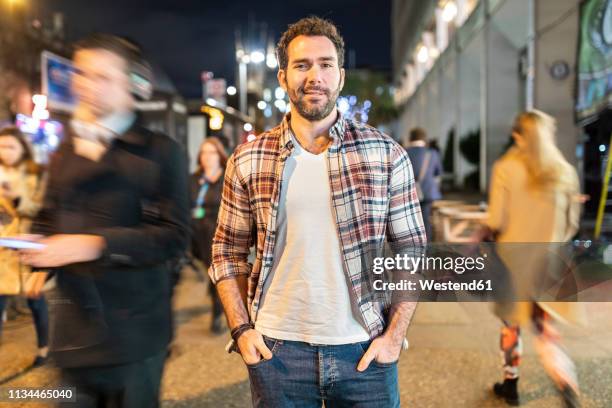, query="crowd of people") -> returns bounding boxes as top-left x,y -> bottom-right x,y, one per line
0,15 -> 588,408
